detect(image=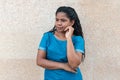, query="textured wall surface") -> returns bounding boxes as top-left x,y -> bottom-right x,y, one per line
0,0 -> 120,80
